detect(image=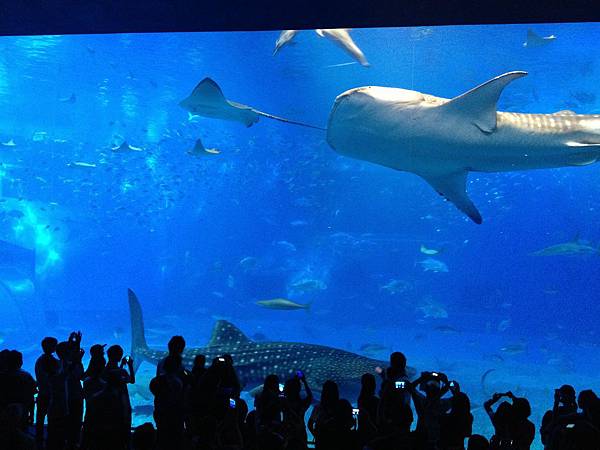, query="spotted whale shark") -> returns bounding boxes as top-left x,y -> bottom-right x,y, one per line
128,289 -> 412,395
